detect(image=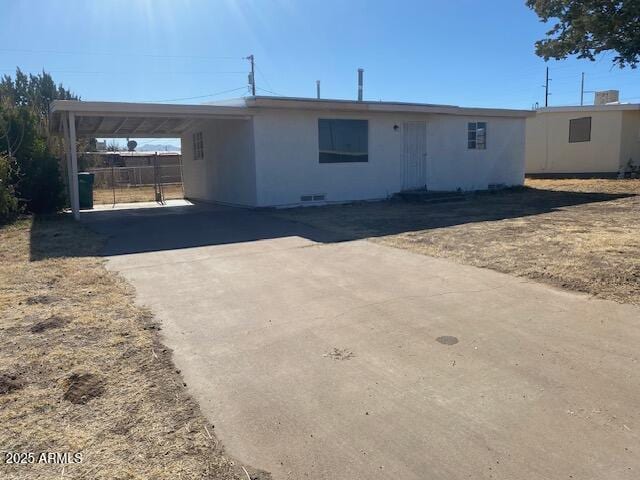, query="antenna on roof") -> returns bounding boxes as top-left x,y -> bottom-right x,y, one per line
316,80 -> 321,99
357,68 -> 364,101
